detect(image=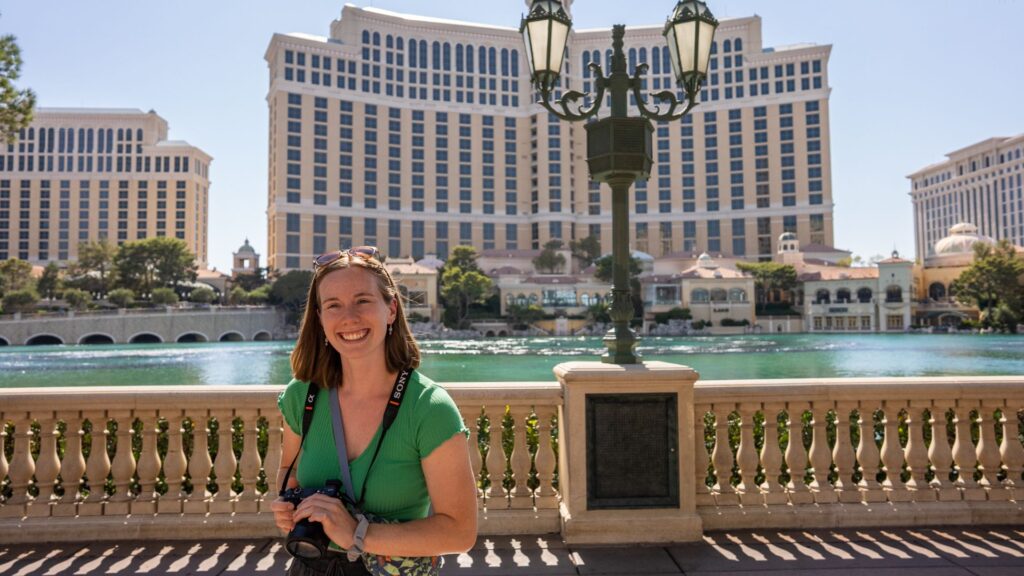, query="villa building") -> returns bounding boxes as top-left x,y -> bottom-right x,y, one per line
0,108 -> 212,267
642,253 -> 755,331
909,134 -> 1024,263
265,2 -> 835,272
